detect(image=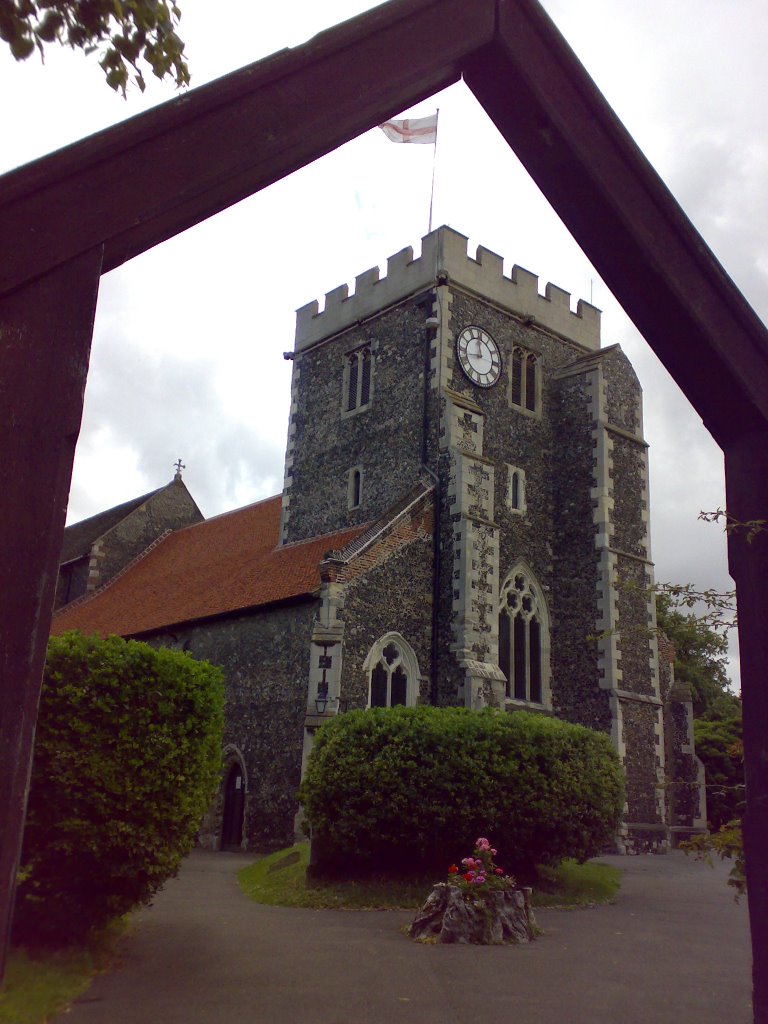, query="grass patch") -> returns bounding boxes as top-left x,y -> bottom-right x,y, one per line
239,845 -> 431,909
0,920 -> 127,1024
532,859 -> 620,907
239,844 -> 620,911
